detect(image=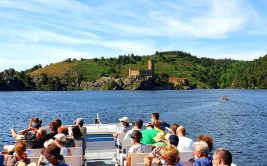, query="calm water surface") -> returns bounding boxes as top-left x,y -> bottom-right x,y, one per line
0,90 -> 266,165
